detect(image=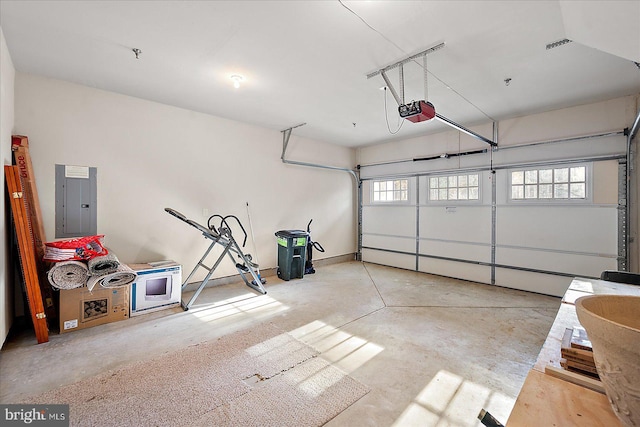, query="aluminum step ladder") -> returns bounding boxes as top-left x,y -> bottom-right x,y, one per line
165,208 -> 266,310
